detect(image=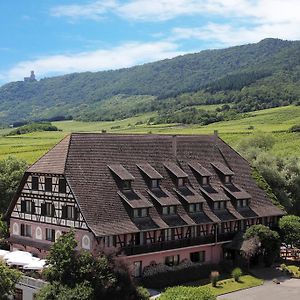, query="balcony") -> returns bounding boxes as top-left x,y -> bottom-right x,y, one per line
122,233 -> 233,256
